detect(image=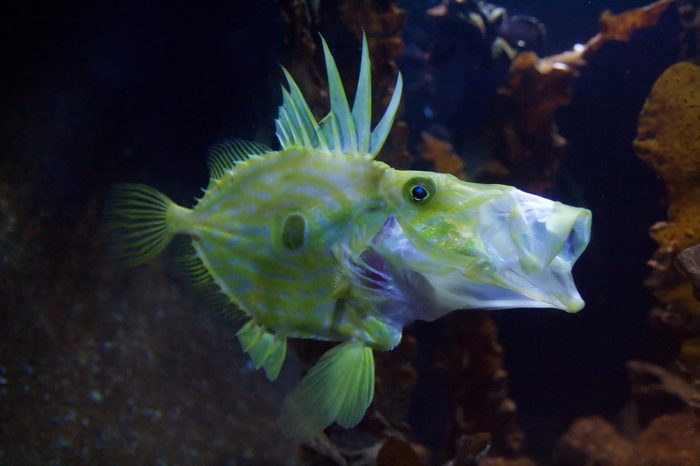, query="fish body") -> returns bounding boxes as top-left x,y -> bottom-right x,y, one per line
108,35 -> 591,440
191,149 -> 399,348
